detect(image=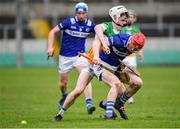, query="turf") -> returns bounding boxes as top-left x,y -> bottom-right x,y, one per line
0,66 -> 180,128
